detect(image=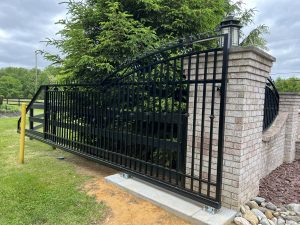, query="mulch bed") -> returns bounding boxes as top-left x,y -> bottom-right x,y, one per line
259,160 -> 300,206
